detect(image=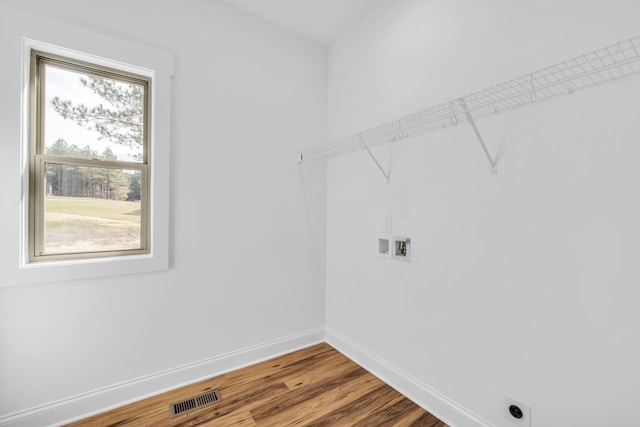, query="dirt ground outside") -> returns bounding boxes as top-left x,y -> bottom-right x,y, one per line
45,212 -> 141,254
